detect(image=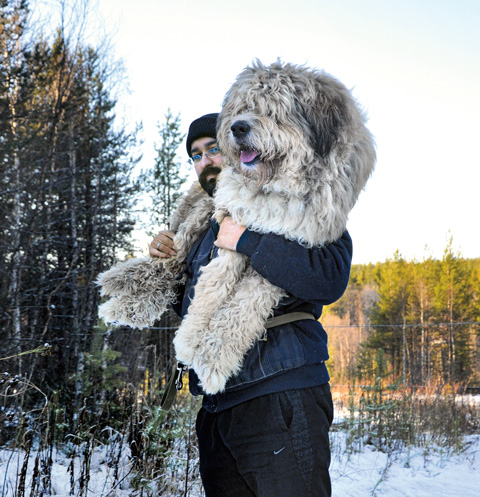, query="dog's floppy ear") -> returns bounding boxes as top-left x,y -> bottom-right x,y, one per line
308,105 -> 340,159
300,75 -> 352,159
